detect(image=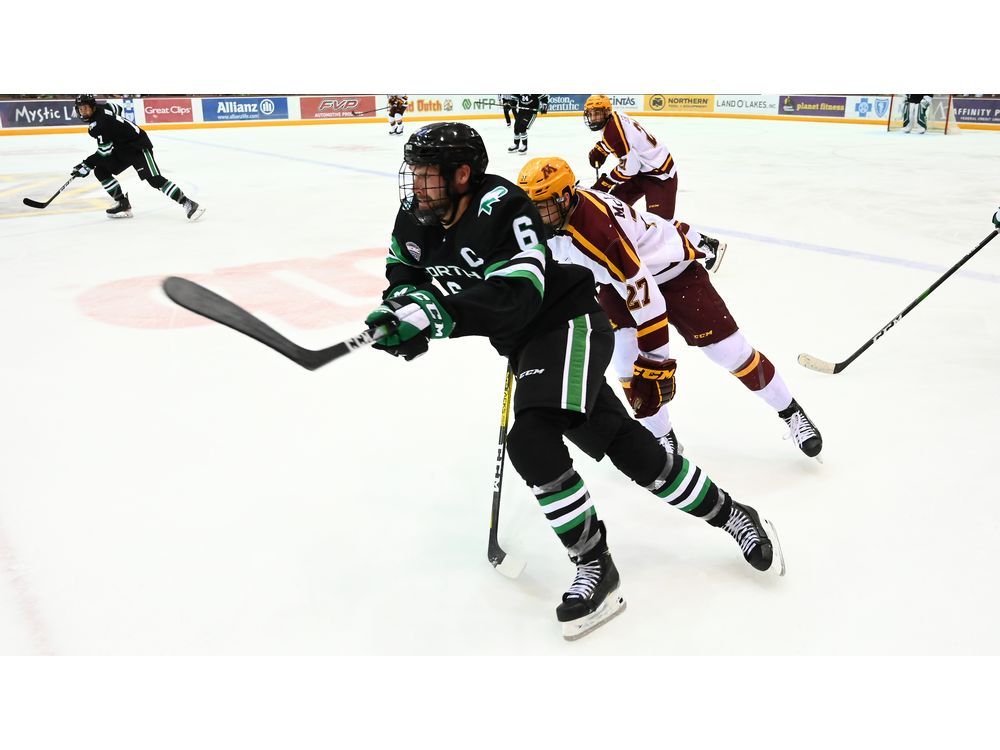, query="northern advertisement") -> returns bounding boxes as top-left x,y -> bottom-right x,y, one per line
645,94 -> 715,113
